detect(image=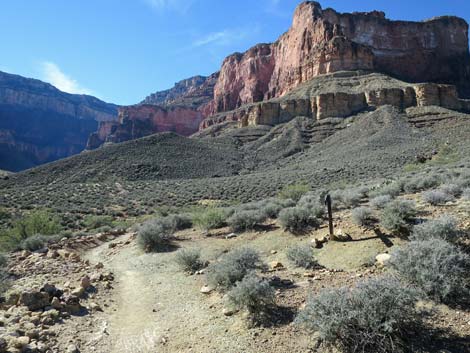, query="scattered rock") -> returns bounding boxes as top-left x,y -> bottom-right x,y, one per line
67,344 -> 80,353
375,253 -> 391,266
225,233 -> 237,239
270,250 -> 277,254
222,307 -> 238,316
80,276 -> 91,290
200,285 -> 214,294
89,302 -> 102,312
19,291 -> 50,311
270,261 -> 284,270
